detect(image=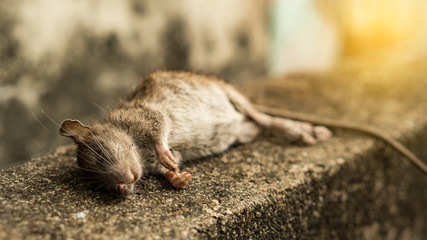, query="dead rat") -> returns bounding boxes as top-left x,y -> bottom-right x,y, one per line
59,71 -> 427,195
